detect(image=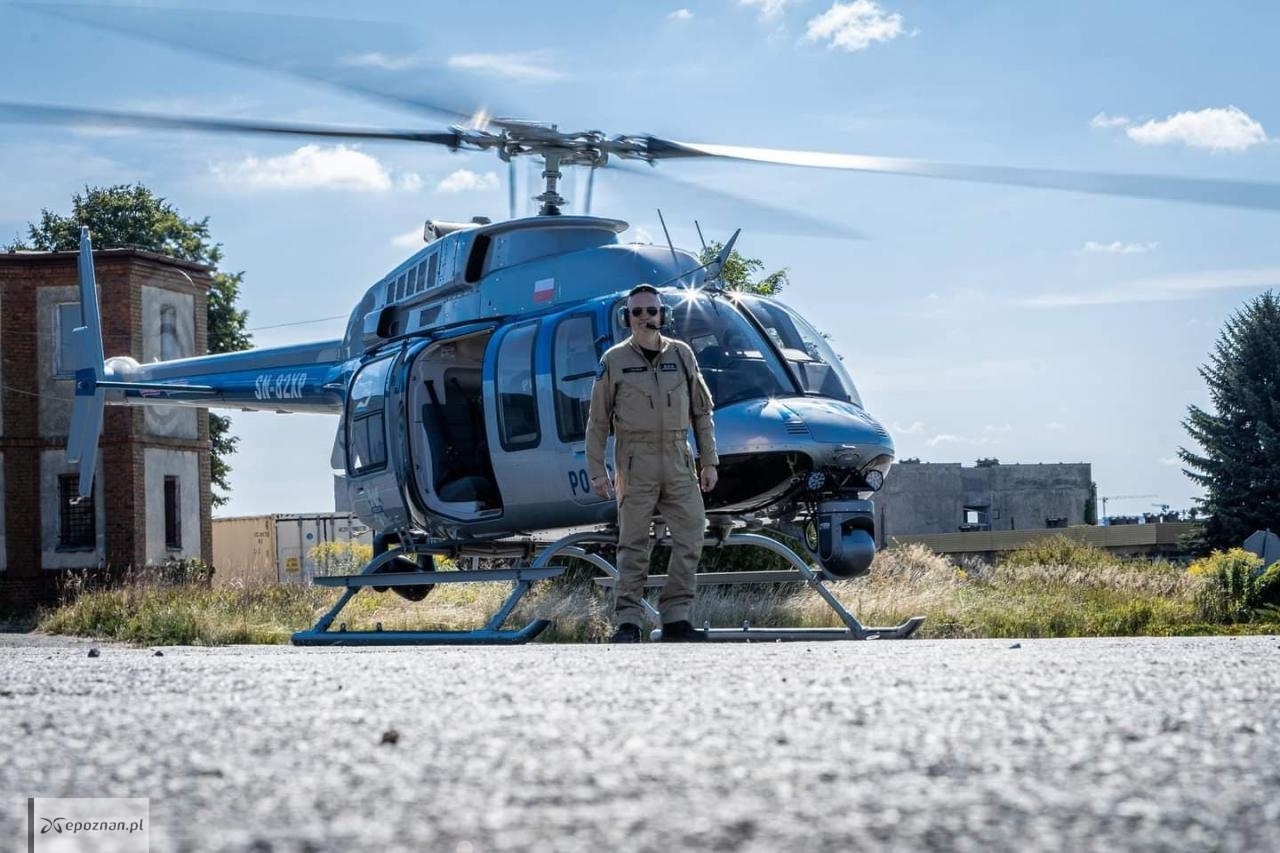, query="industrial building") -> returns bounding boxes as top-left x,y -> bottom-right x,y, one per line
0,248 -> 213,607
874,460 -> 1094,542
